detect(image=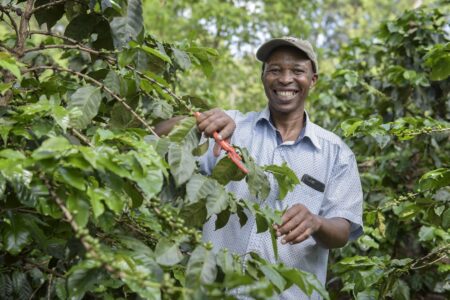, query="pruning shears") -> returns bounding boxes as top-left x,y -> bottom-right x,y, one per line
194,112 -> 249,174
